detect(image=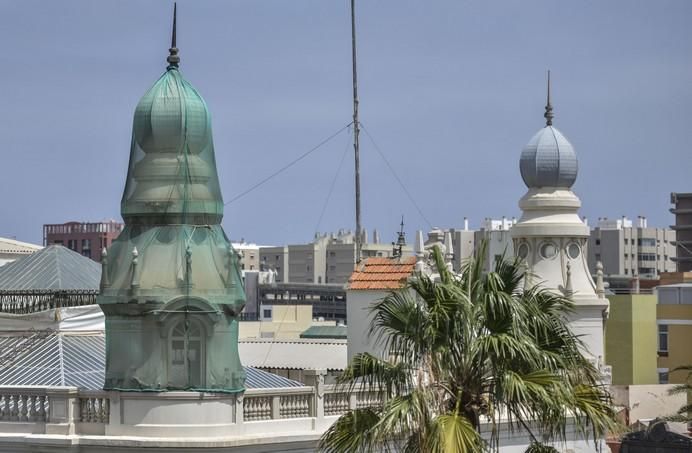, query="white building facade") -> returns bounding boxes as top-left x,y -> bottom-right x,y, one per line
511,90 -> 609,363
